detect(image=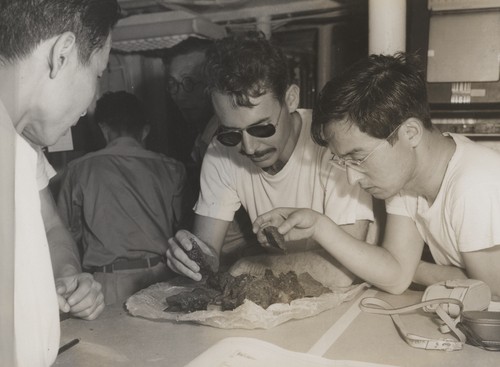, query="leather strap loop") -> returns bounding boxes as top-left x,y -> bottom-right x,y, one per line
360,297 -> 464,351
